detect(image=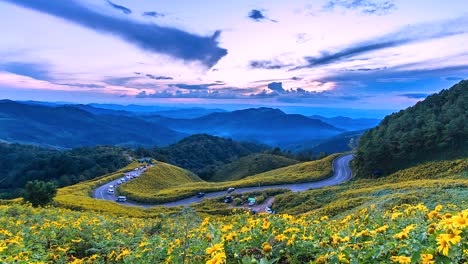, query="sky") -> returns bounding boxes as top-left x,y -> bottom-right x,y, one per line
0,0 -> 467,114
